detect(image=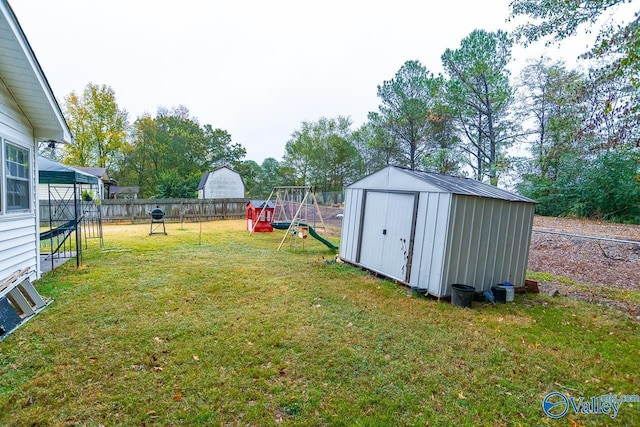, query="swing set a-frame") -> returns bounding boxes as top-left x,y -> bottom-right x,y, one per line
249,186 -> 338,251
